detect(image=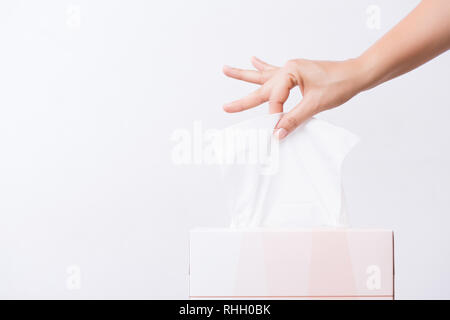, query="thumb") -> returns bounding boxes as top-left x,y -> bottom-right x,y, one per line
273,95 -> 317,140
